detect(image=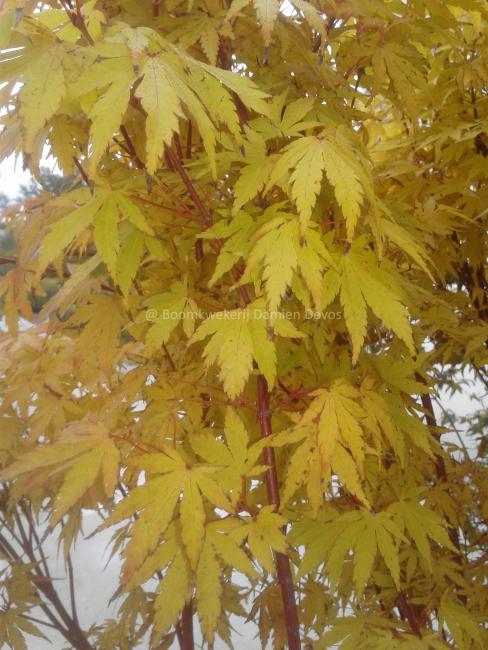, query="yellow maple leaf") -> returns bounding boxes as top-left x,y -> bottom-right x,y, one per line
0,422 -> 120,527
190,300 -> 303,397
153,554 -> 191,640
19,49 -> 66,153
136,57 -> 185,174
340,241 -> 415,363
196,539 -> 222,642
